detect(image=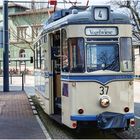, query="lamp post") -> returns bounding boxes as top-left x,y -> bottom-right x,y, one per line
3,0 -> 9,92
